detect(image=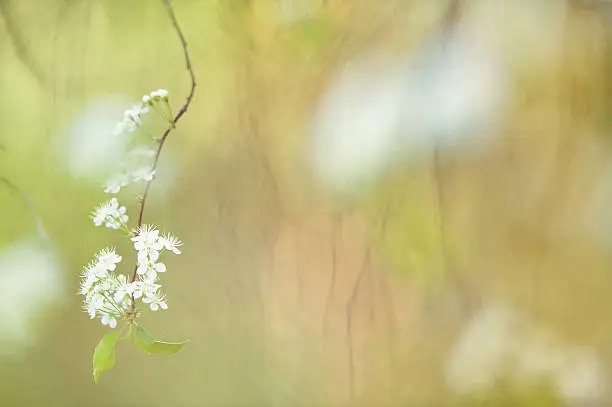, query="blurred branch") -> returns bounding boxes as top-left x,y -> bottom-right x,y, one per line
0,177 -> 49,244
441,0 -> 462,32
0,0 -> 47,87
432,0 -> 479,314
129,0 -> 197,287
571,0 -> 612,13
